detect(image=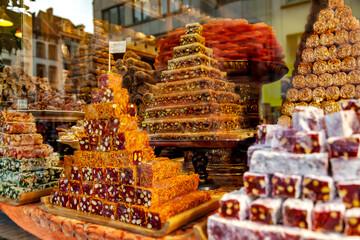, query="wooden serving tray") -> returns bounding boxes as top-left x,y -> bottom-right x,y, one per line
0,187 -> 56,206
42,195 -> 220,237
